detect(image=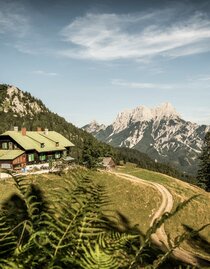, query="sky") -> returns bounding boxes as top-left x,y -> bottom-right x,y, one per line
0,0 -> 210,127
